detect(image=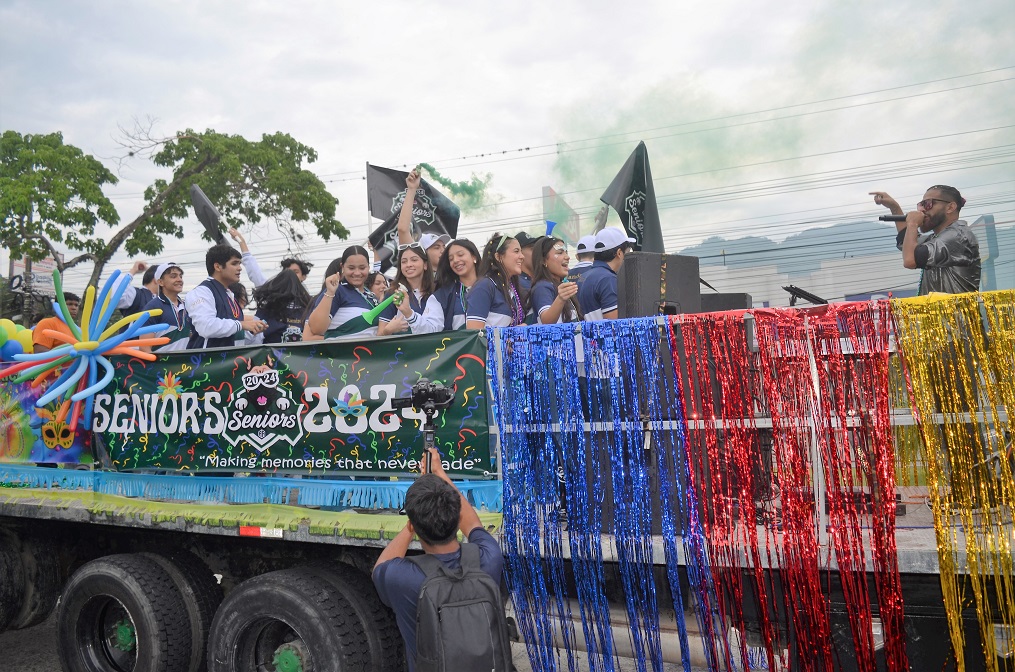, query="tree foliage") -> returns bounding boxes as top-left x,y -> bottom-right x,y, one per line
1,126 -> 346,288
0,130 -> 119,269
